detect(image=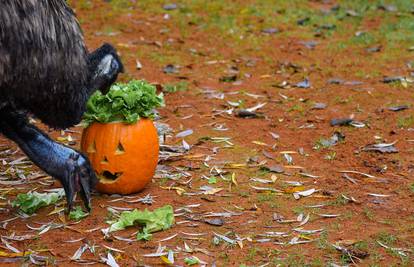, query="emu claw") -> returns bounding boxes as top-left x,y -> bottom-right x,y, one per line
61,153 -> 97,212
